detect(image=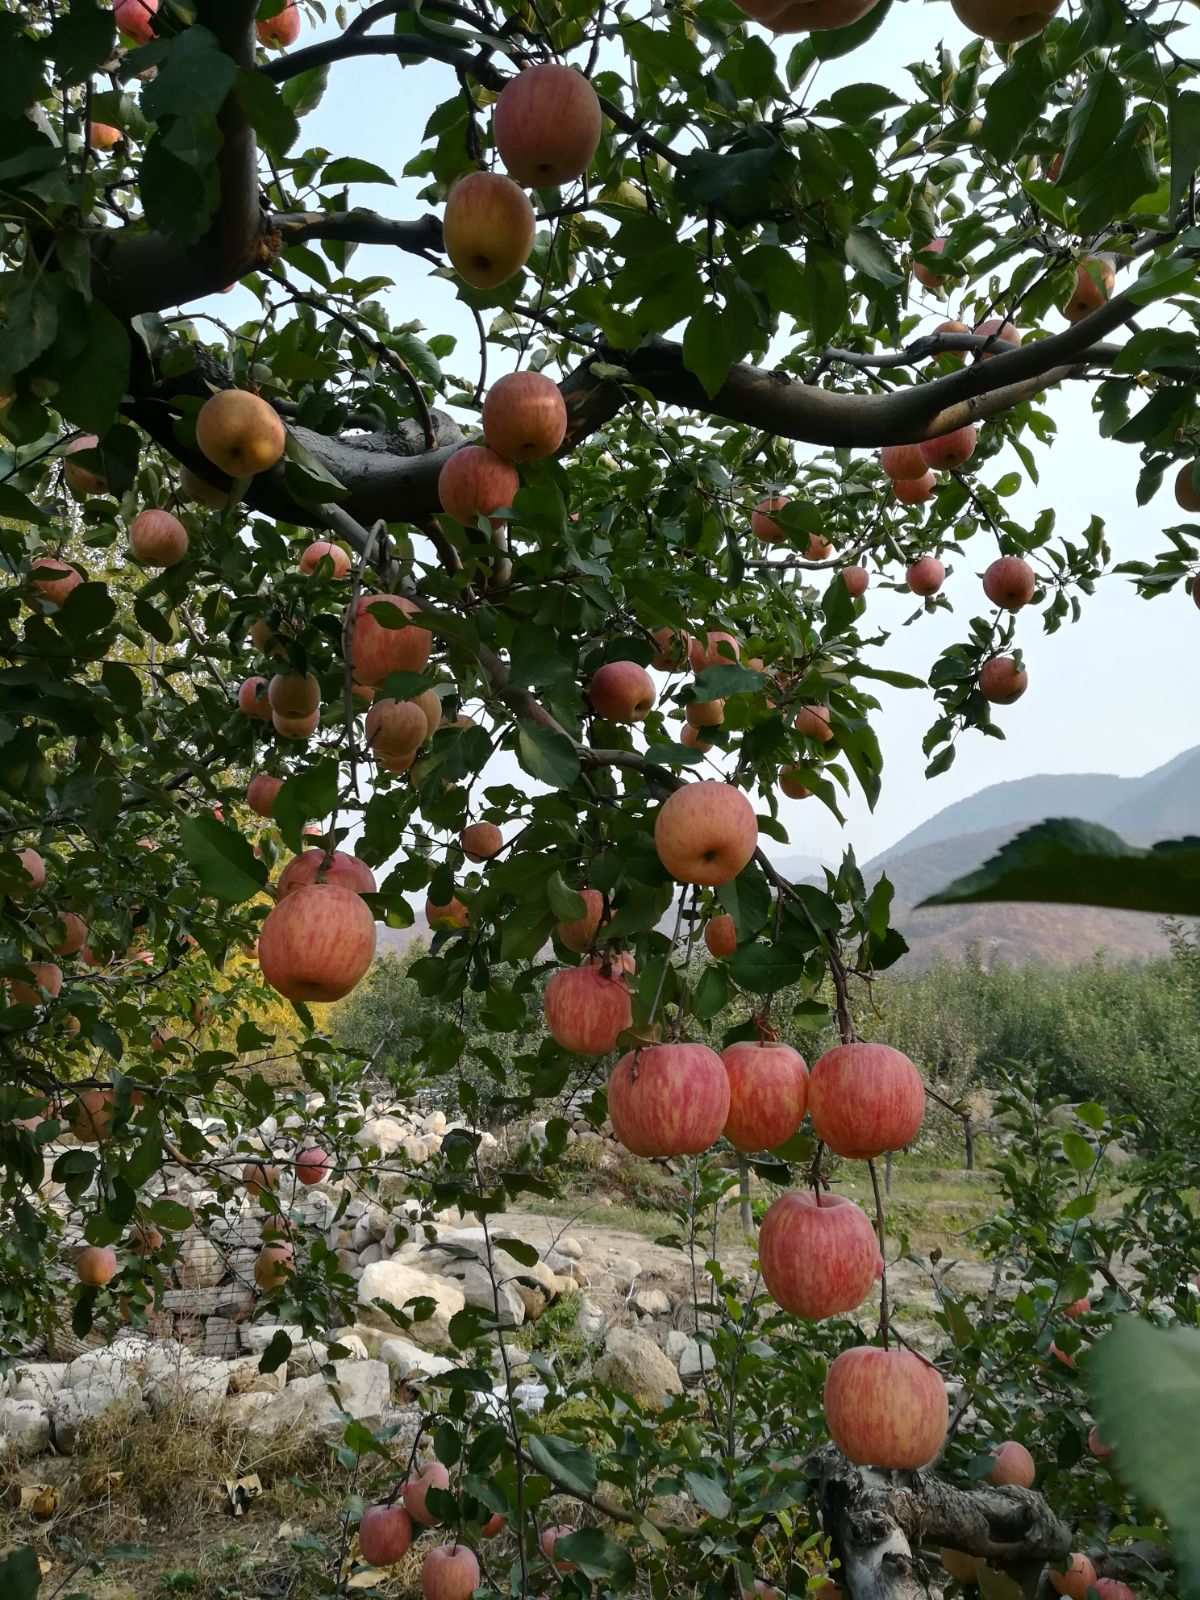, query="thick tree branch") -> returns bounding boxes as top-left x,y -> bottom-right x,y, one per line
94,2 -> 264,316
272,209 -> 445,257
